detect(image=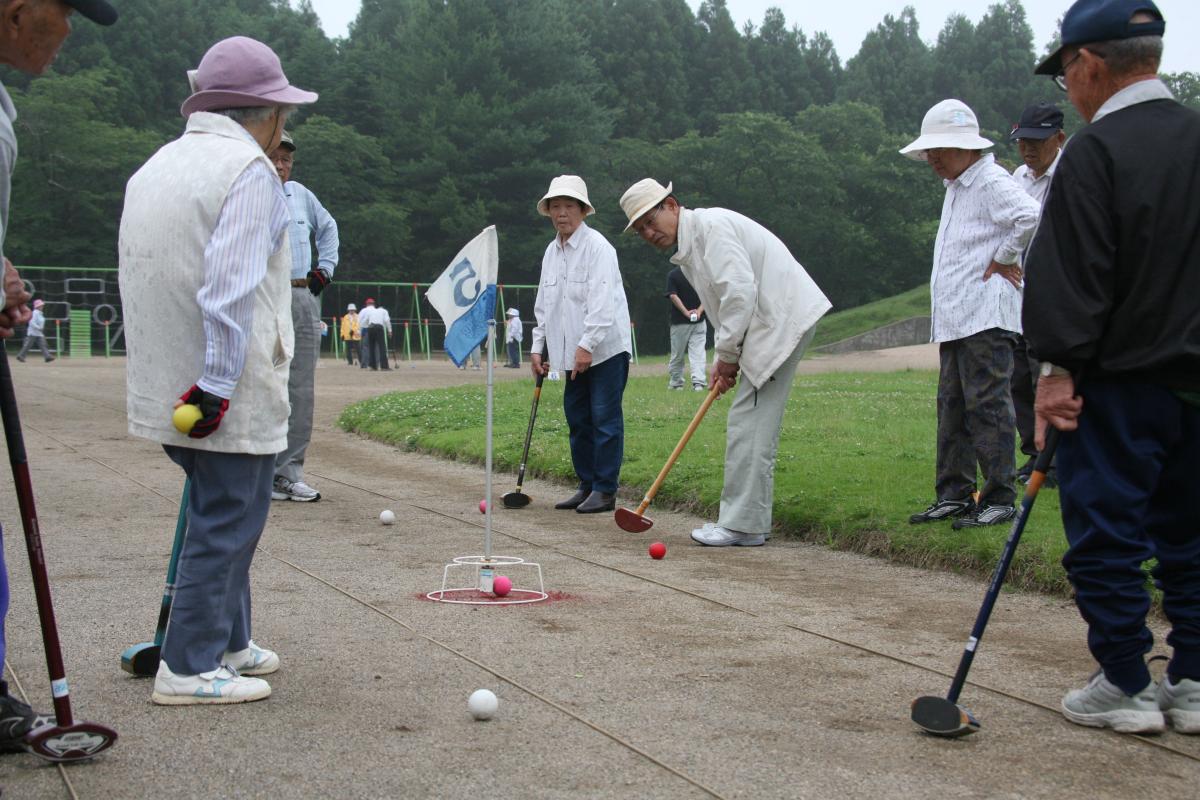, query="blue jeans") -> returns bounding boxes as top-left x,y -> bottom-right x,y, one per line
162,446 -> 275,675
1059,380 -> 1200,691
562,353 -> 629,494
